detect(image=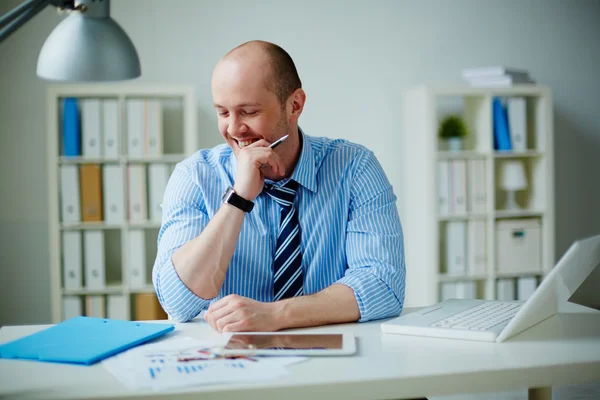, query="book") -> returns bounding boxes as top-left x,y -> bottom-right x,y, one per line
462,66 -> 530,79
467,75 -> 535,87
